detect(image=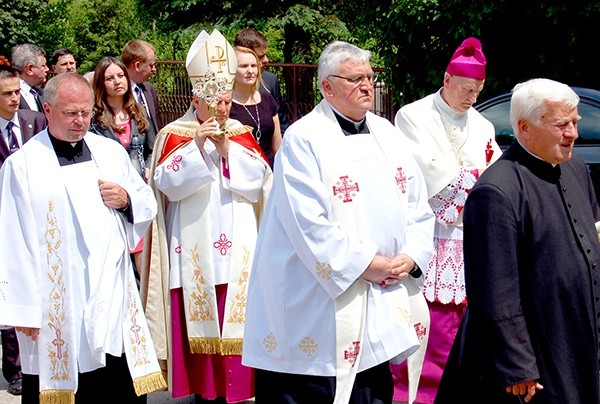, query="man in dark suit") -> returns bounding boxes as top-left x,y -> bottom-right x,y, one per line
0,64 -> 46,397
11,44 -> 48,112
50,48 -> 77,74
234,28 -> 292,133
121,39 -> 162,152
